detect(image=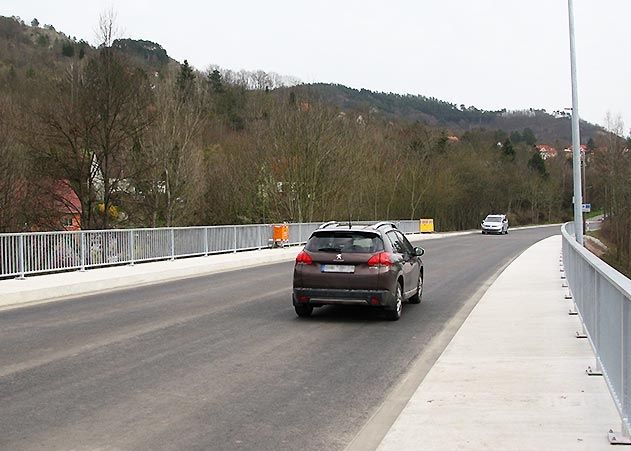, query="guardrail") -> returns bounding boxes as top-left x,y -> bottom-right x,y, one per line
561,223 -> 631,442
0,220 -> 421,279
